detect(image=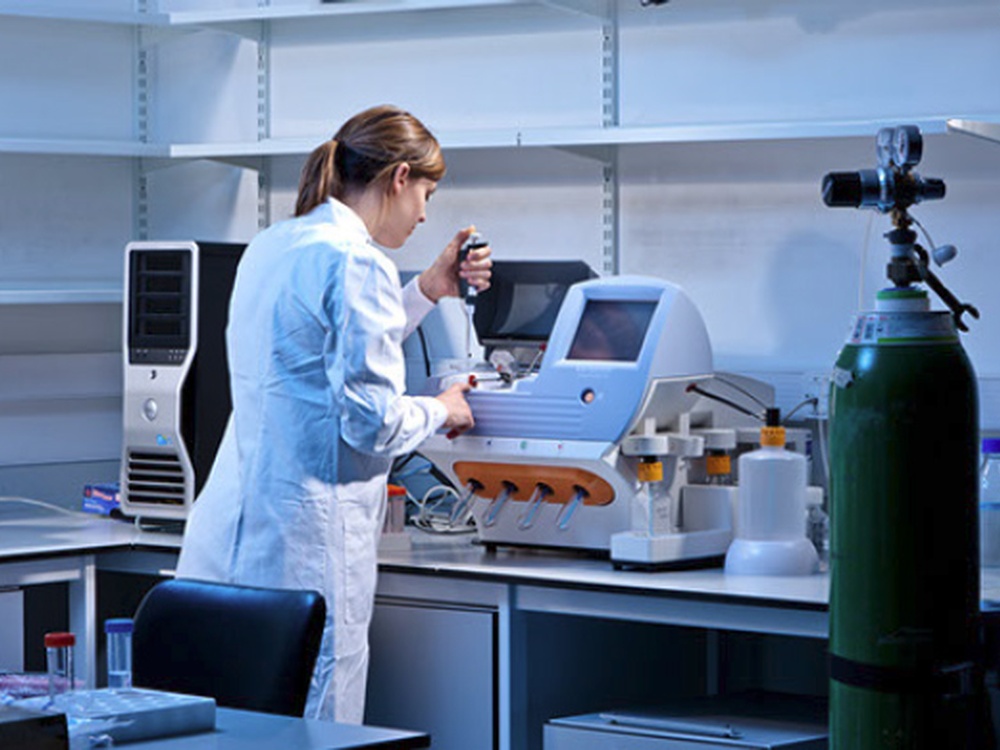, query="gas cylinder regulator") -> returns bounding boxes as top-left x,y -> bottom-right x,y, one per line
823,124 -> 979,332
